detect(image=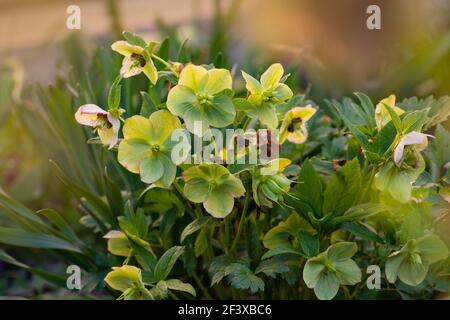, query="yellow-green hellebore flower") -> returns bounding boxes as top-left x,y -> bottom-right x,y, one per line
104,265 -> 152,300
104,230 -> 131,257
303,242 -> 361,300
241,63 -> 293,128
183,163 -> 245,218
279,105 -> 316,144
166,64 -> 235,136
386,234 -> 448,286
75,104 -> 120,149
375,95 -> 405,130
111,40 -> 158,84
393,131 -> 430,166
253,158 -> 292,207
118,110 -> 184,187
